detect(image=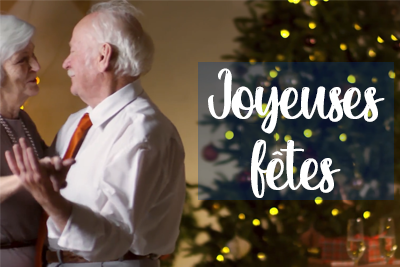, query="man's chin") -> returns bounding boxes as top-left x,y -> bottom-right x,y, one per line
70,87 -> 78,96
